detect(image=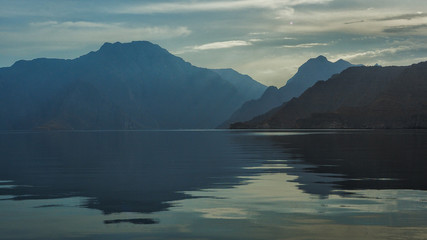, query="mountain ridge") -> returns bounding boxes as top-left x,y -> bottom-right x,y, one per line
220,56 -> 354,128
231,61 -> 427,129
0,41 -> 265,130
212,68 -> 266,102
